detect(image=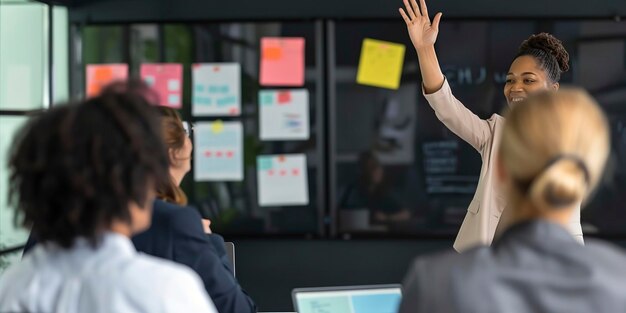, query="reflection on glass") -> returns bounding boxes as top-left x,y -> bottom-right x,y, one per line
0,116 -> 30,273
83,26 -> 124,64
53,6 -> 69,103
0,3 -> 47,110
77,19 -> 626,237
334,20 -> 626,236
